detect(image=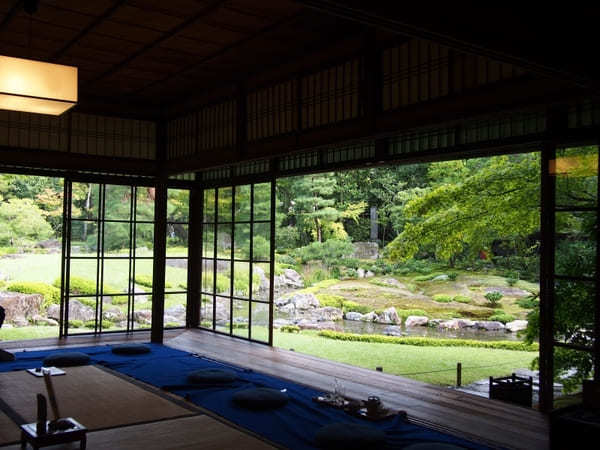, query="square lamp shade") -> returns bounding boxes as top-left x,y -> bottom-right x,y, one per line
0,55 -> 77,115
